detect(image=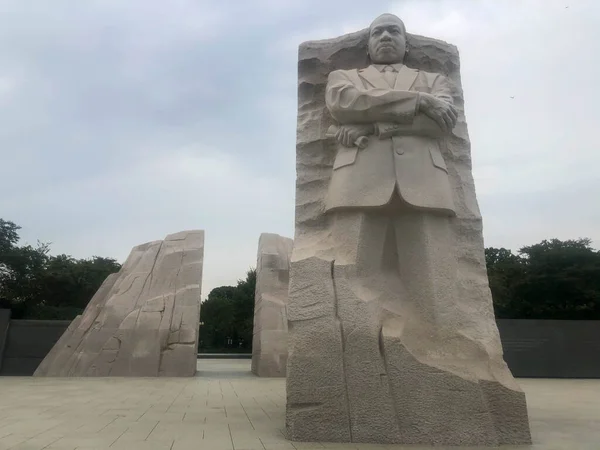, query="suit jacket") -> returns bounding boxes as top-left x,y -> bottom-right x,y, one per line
324,64 -> 456,216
